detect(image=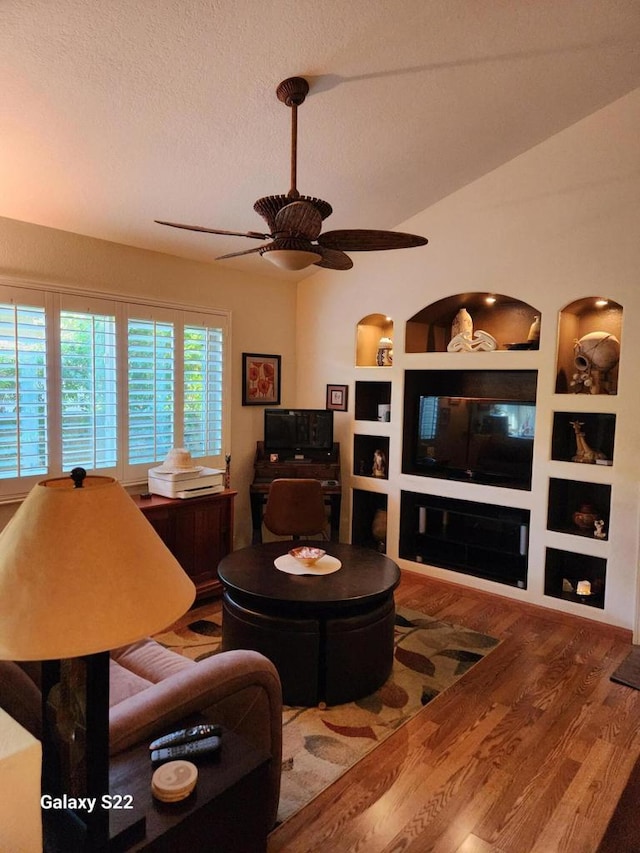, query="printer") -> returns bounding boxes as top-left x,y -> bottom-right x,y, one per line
148,465 -> 225,499
148,449 -> 225,499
